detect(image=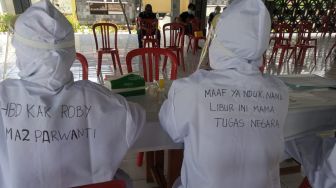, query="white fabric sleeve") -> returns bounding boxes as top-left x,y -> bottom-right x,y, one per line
285,135 -> 336,187
159,85 -> 186,143
125,101 -> 146,148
